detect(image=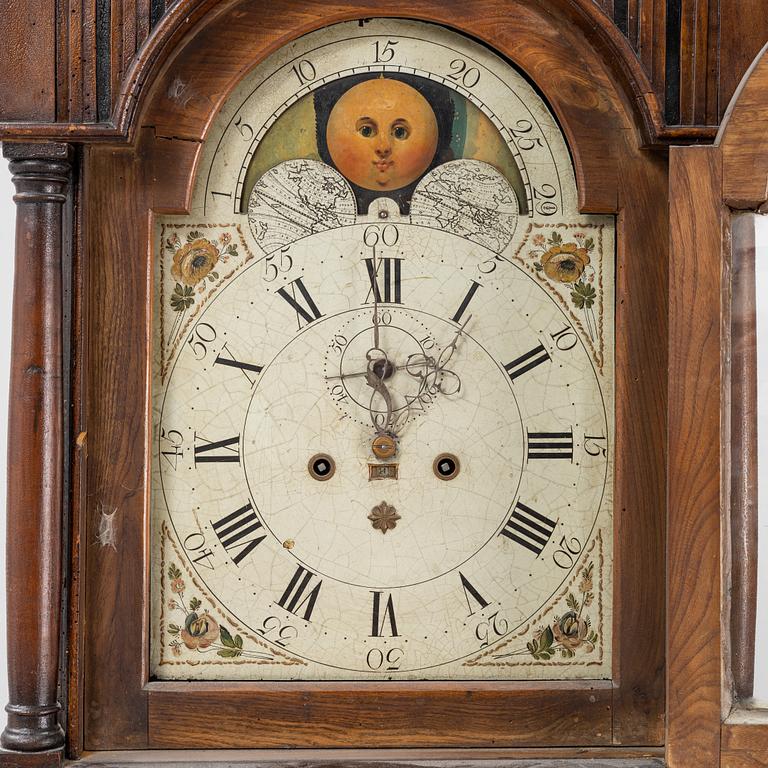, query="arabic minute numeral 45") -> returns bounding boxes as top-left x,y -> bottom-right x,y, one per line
160,428 -> 184,470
